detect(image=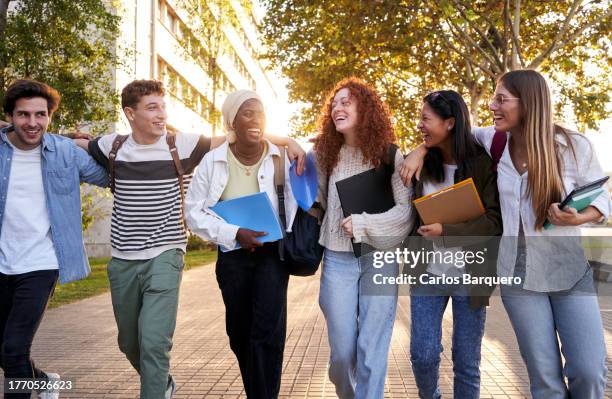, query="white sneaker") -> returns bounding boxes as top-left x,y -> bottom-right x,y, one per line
164,375 -> 176,399
38,372 -> 60,399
